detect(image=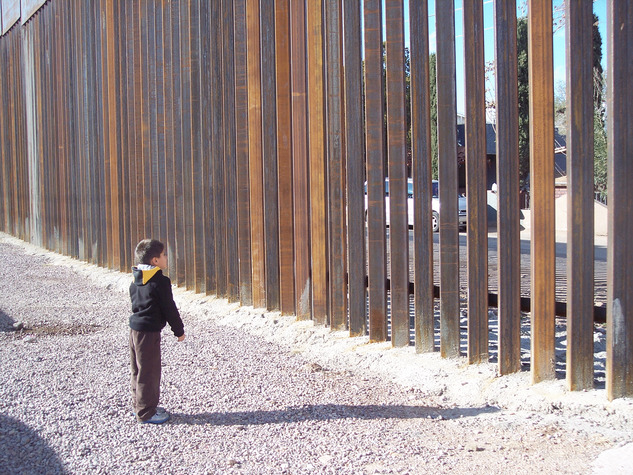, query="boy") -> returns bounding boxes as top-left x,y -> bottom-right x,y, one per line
129,239 -> 185,424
